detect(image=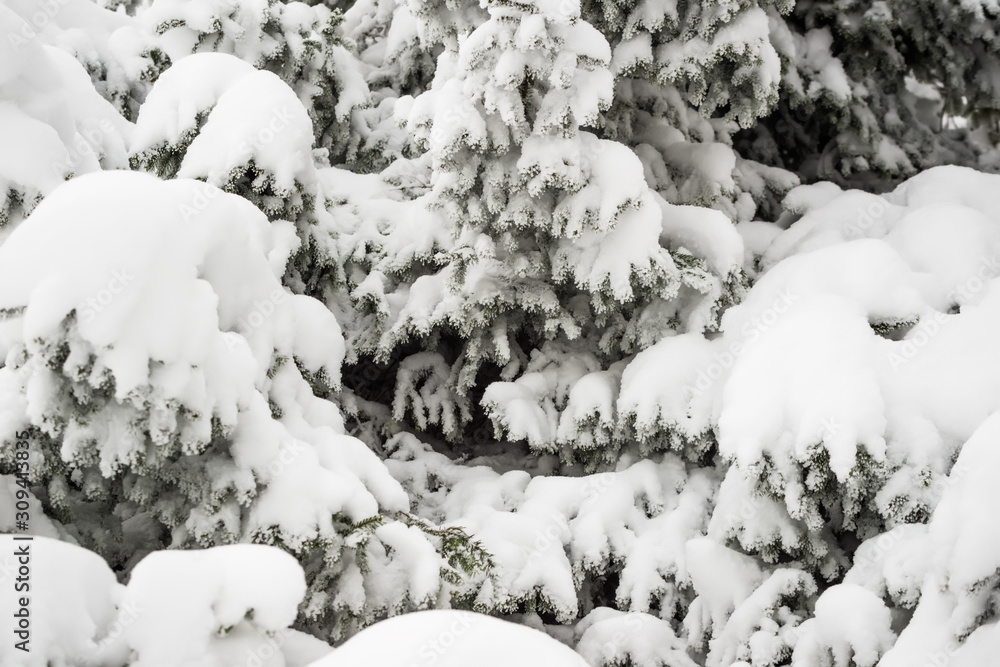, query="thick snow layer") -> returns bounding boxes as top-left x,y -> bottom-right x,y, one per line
111,544 -> 307,666
132,53 -> 316,194
682,165 -> 1000,664
735,220 -> 782,276
948,623 -> 1000,667
3,0 -> 158,123
0,171 -> 412,553
719,295 -> 888,484
697,167 -> 1000,552
761,184 -> 1000,312
130,53 -> 257,153
0,171 -> 311,397
617,333 -> 719,447
141,0 -> 369,152
790,584 -> 895,667
657,198 -> 744,279
760,191 -> 906,267
0,535 -> 120,667
551,190 -> 679,307
178,68 -> 315,192
926,411 -> 1000,595
685,538 -> 766,620
0,3 -> 131,228
876,409 -> 1000,667
731,239 -> 925,333
308,610 -> 589,666
883,164 -> 1000,213
780,181 -> 844,216
575,608 -> 697,667
843,524 -> 929,609
689,565 -> 816,667
482,342 -> 604,450
0,538 -> 331,667
708,464 -> 804,559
